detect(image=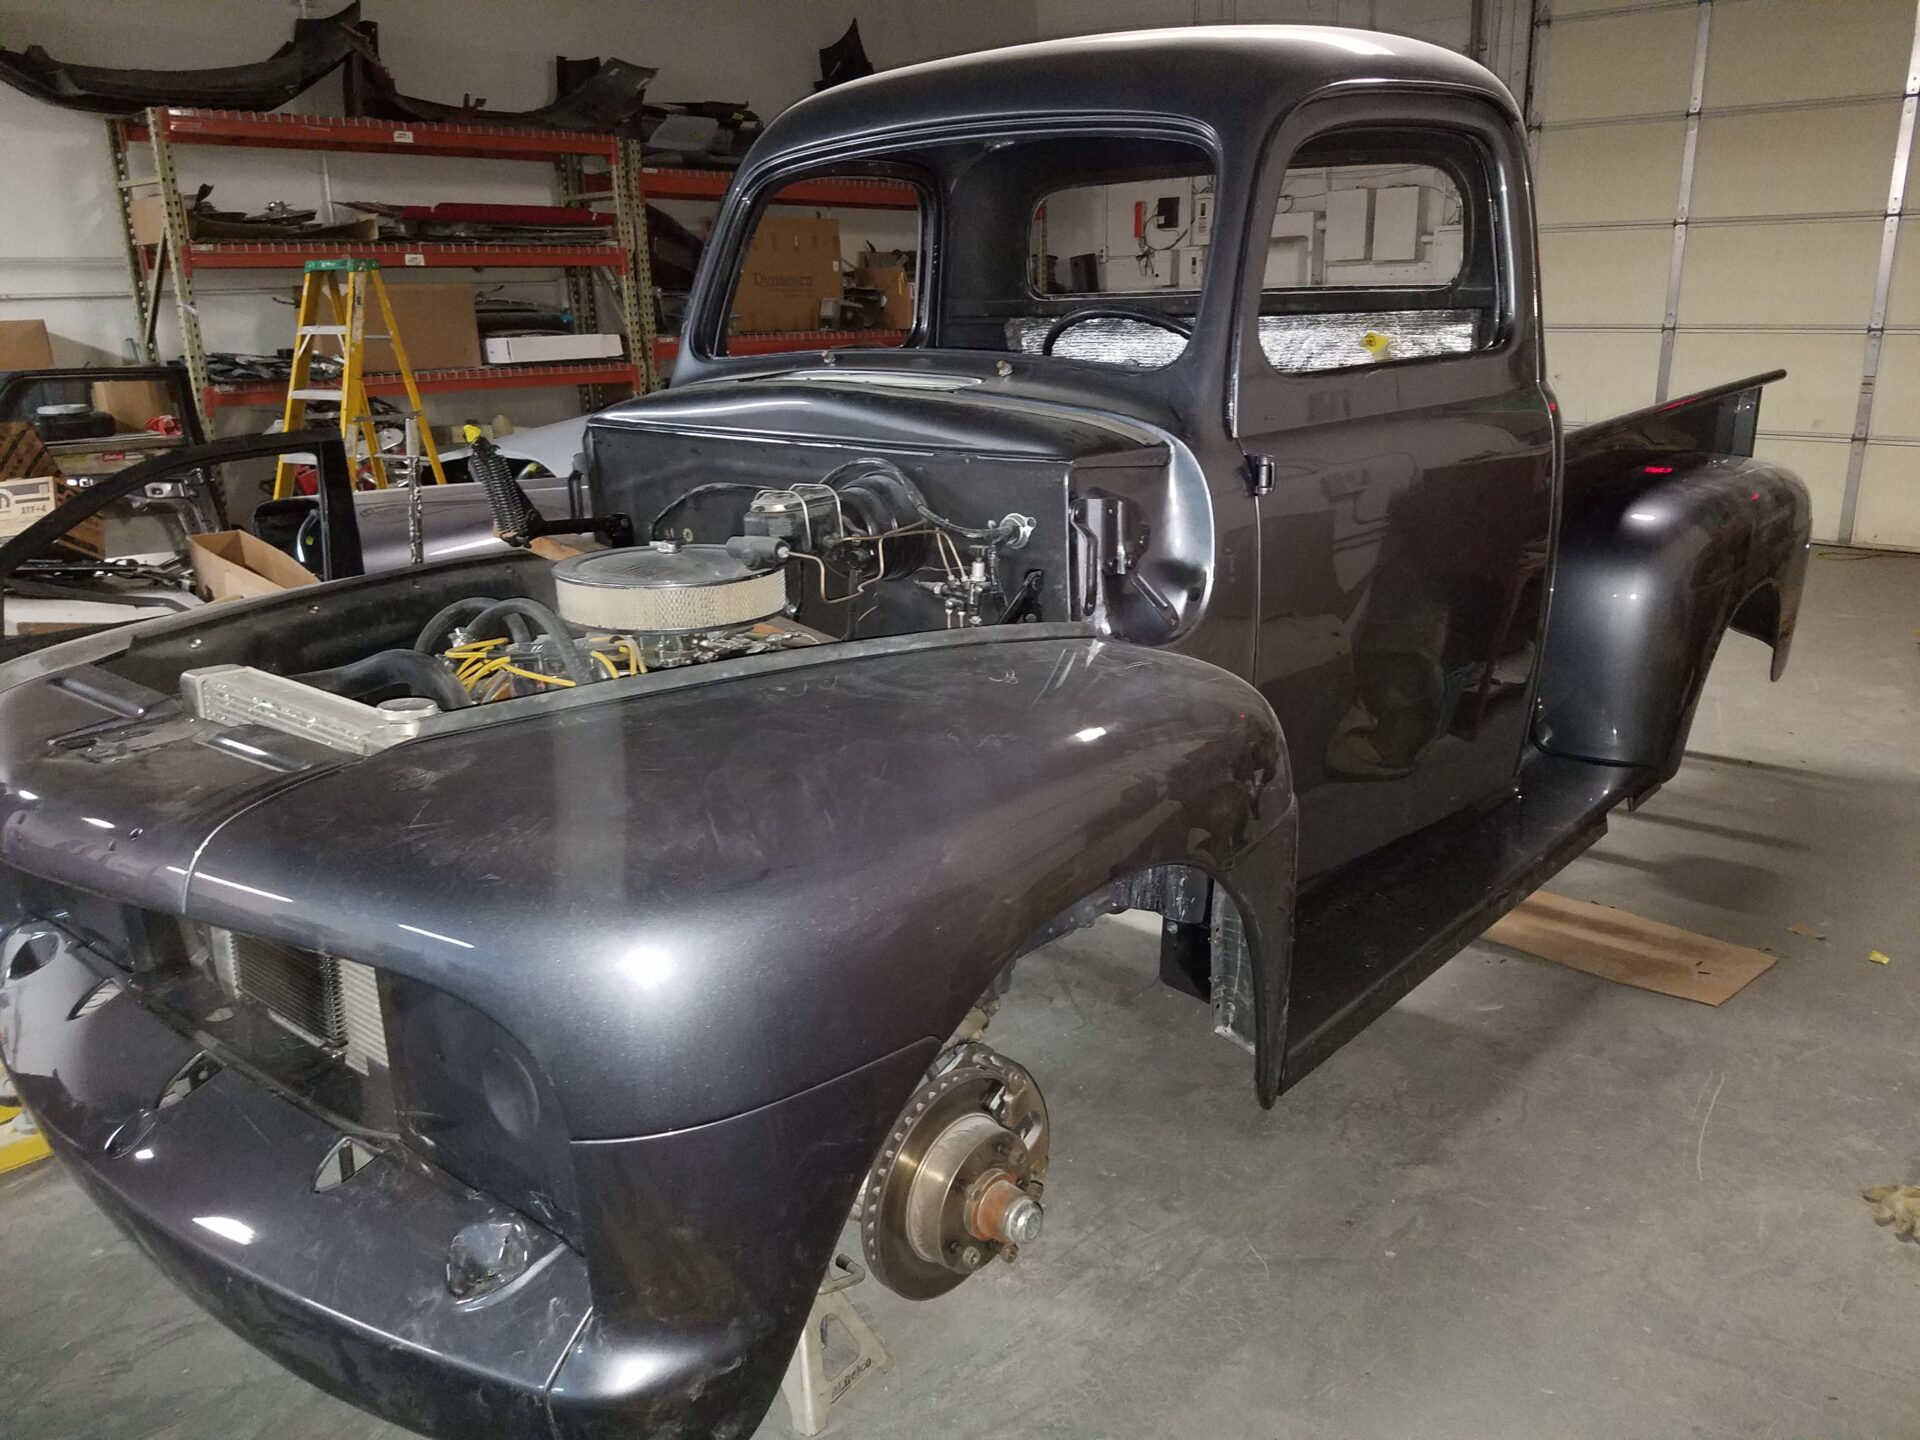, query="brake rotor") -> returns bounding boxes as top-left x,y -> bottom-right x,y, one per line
860,1045 -> 1050,1300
